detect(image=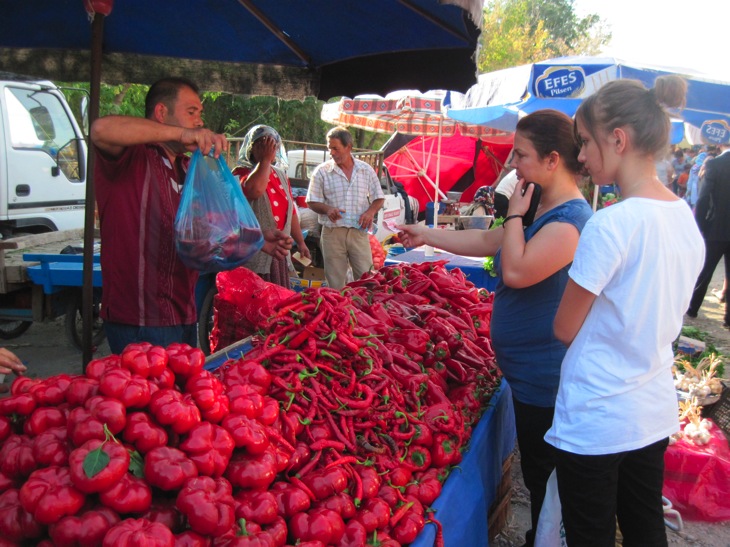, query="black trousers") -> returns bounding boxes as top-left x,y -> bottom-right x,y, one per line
512,397 -> 556,546
688,239 -> 730,323
555,438 -> 669,547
